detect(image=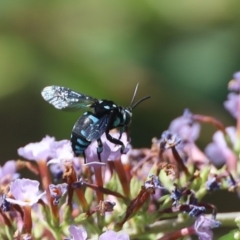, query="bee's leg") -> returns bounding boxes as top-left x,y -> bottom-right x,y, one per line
106,131 -> 125,154
118,127 -> 125,140
118,127 -> 130,141
97,138 -> 103,162
106,112 -> 126,154
125,126 -> 130,141
82,151 -> 87,164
